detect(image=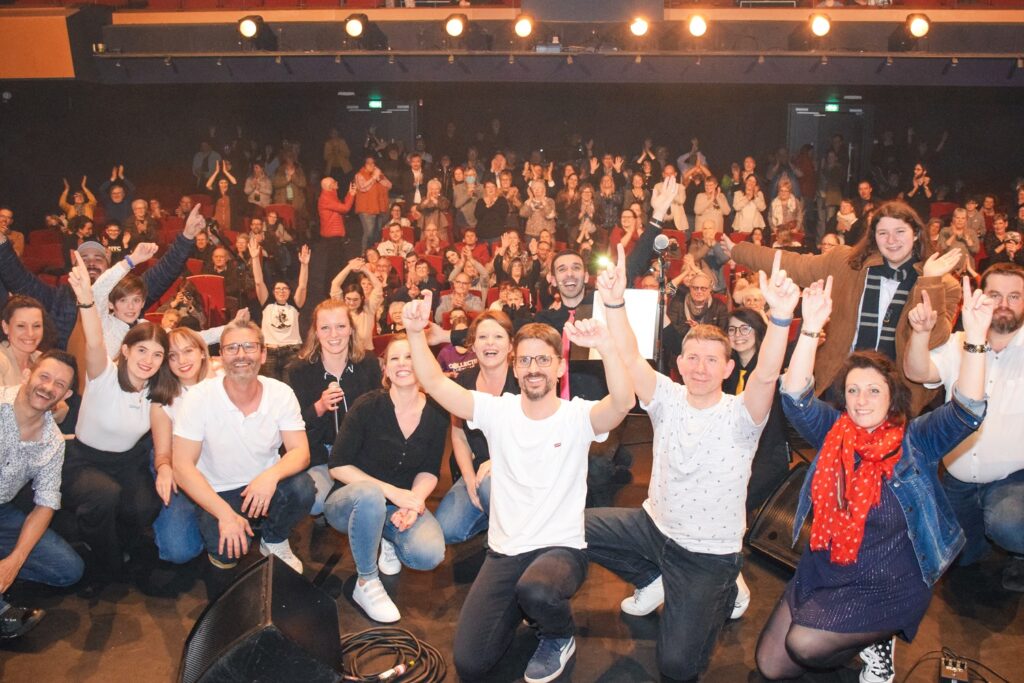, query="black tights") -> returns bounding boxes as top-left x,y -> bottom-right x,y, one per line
755,593 -> 892,680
